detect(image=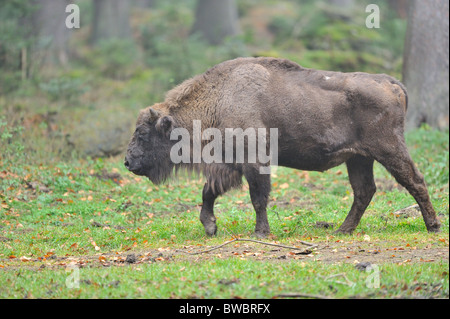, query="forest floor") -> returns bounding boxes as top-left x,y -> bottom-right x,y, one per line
0,127 -> 448,299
